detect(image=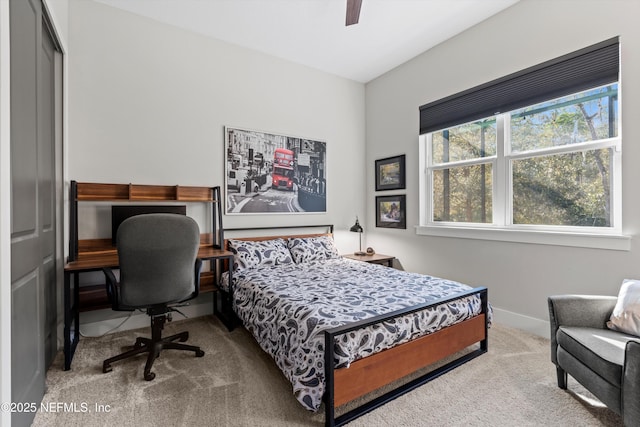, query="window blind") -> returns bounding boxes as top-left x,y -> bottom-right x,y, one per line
419,37 -> 619,135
